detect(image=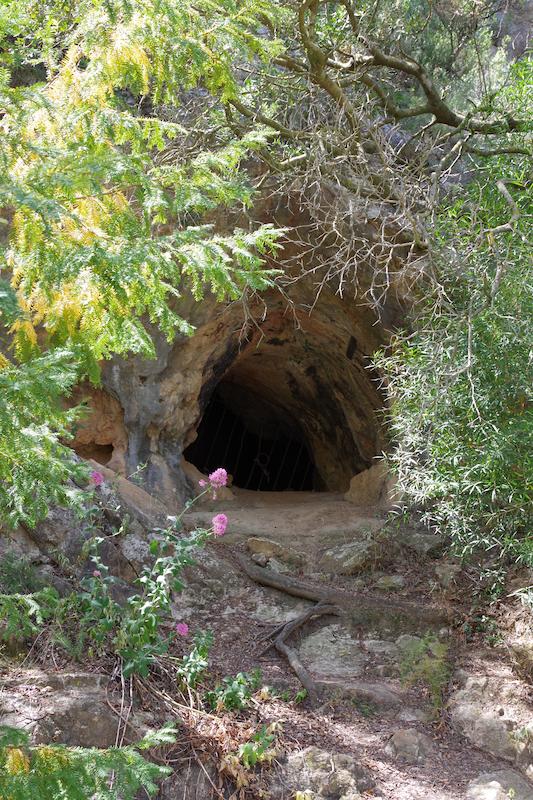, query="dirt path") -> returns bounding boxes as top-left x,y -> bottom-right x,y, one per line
180,491 -> 533,799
